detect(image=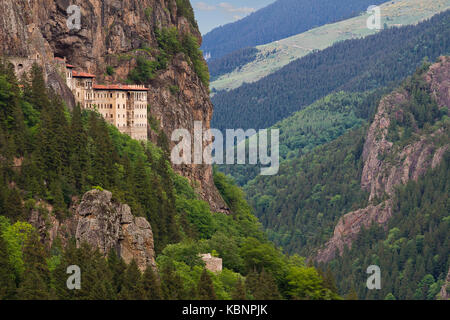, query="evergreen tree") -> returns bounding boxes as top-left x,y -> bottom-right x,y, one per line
69,103 -> 88,191
119,260 -> 145,300
197,269 -> 216,300
0,234 -> 16,299
17,232 -> 50,299
142,265 -> 162,300
161,263 -> 185,300
231,278 -> 247,300
4,188 -> 24,221
29,63 -> 50,111
255,268 -> 281,300
107,249 -> 127,294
